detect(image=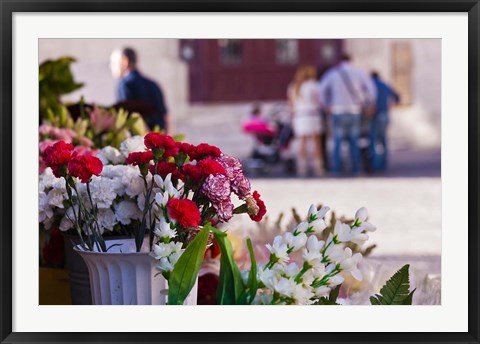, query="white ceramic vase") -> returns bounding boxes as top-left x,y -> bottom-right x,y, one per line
74,238 -> 197,305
